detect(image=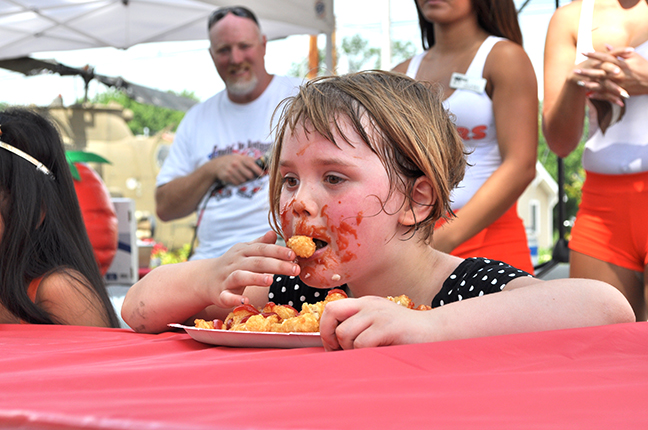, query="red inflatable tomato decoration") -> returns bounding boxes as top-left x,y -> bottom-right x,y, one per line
70,160 -> 118,276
